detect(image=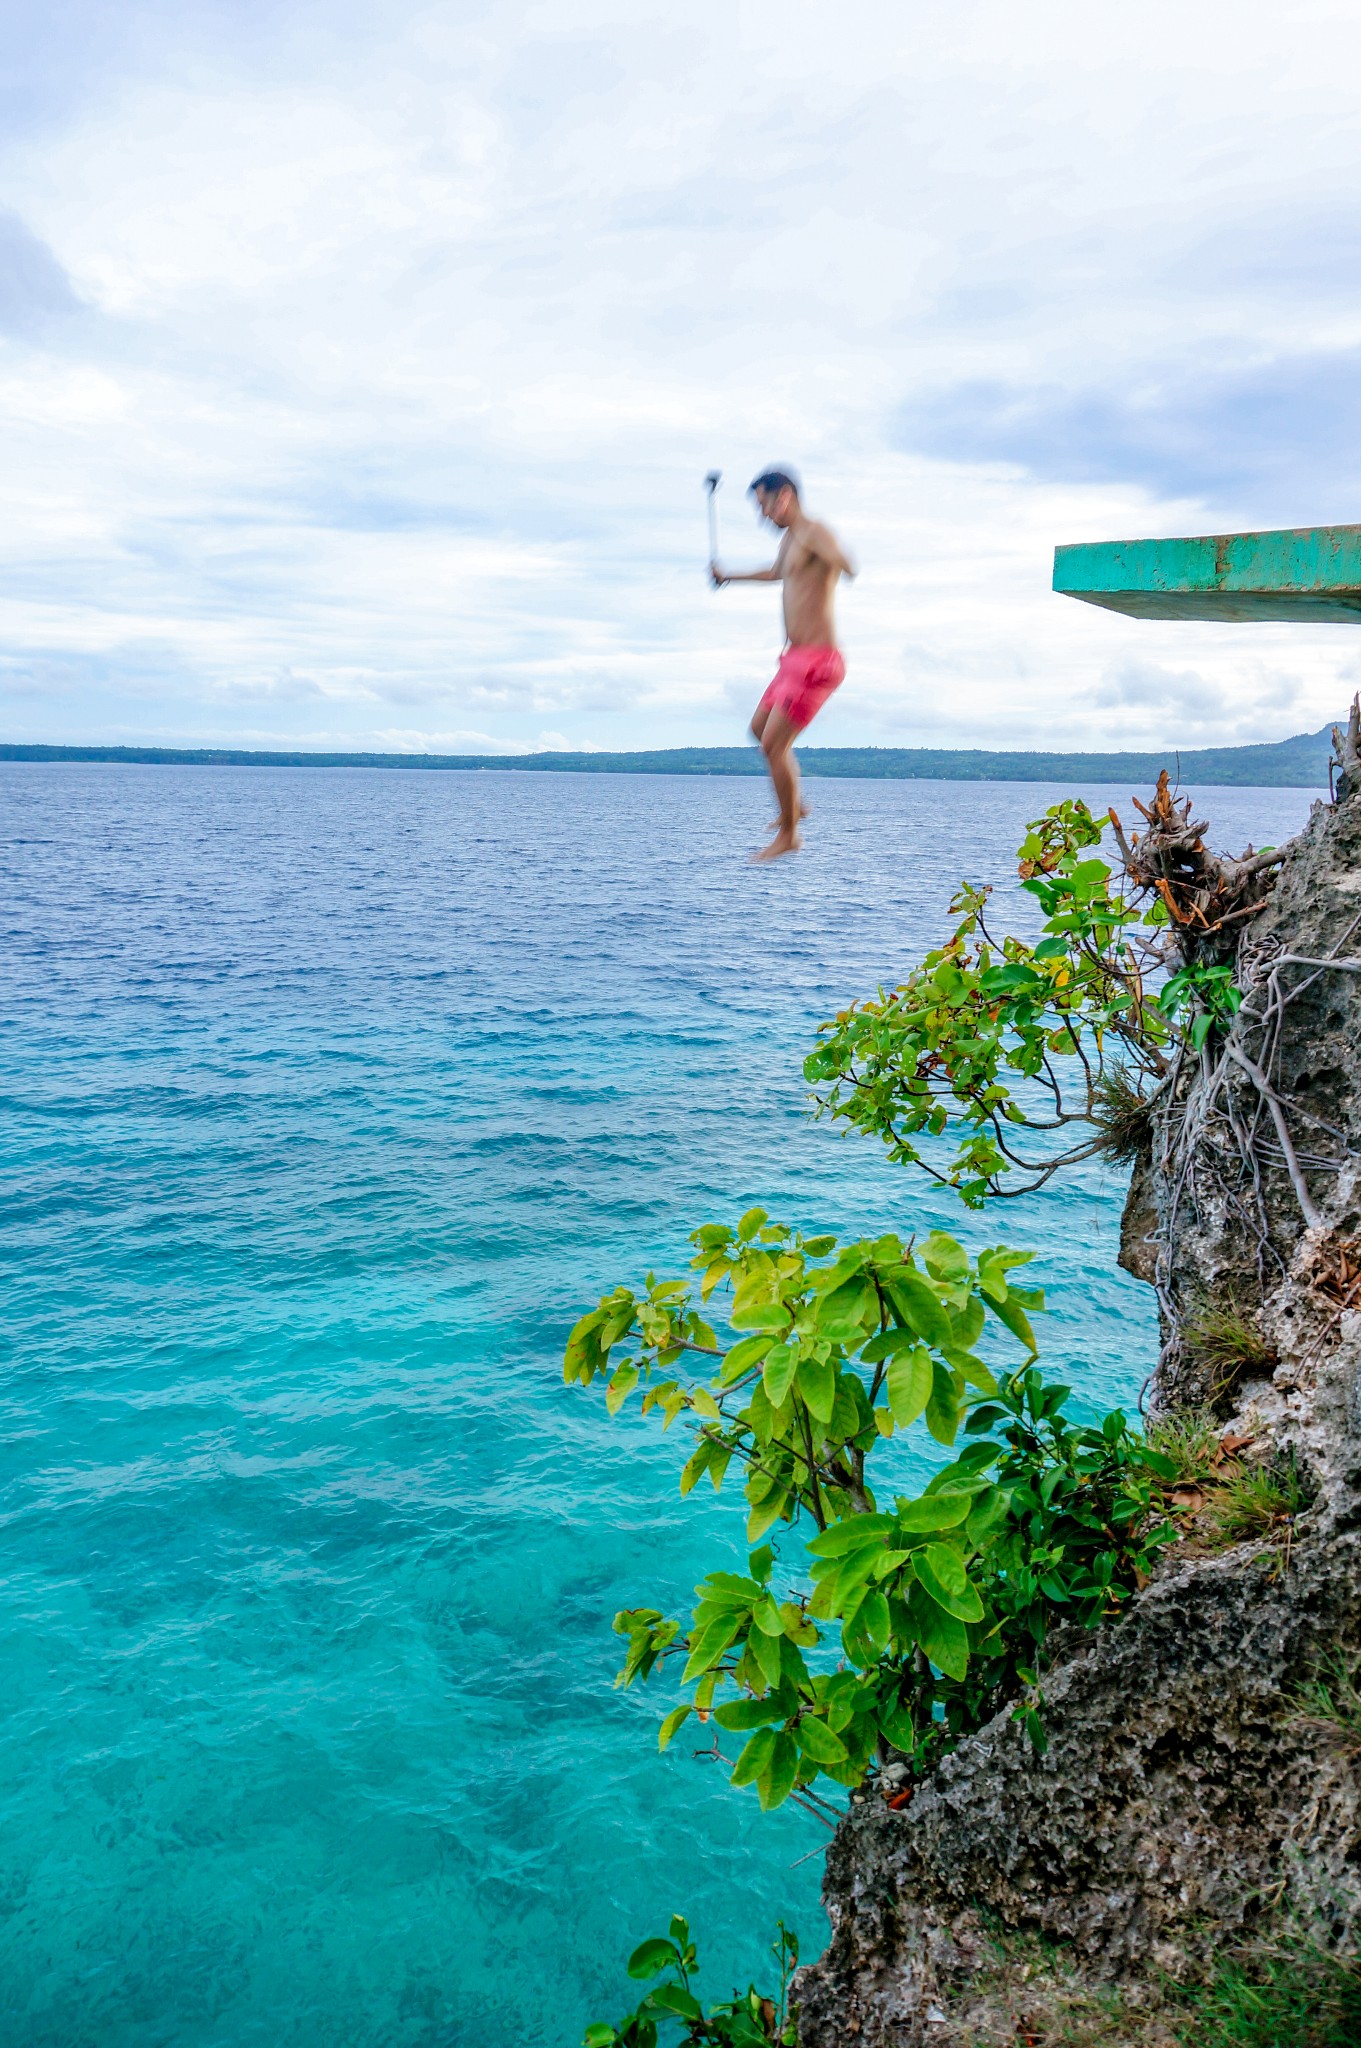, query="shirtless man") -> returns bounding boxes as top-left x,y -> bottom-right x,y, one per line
711,467 -> 856,860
